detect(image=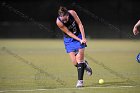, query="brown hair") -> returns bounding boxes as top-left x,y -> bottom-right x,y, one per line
58,6 -> 68,16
